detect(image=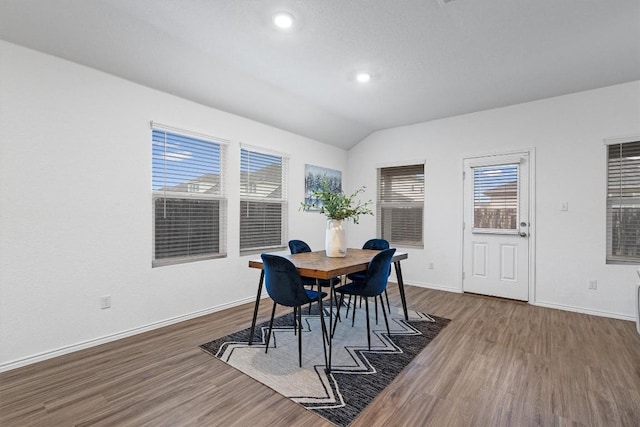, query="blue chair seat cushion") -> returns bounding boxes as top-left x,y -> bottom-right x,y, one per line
334,281 -> 367,296
305,289 -> 327,301
346,272 -> 366,282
